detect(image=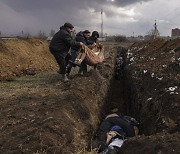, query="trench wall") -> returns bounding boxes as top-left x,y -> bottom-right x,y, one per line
120,39 -> 180,154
